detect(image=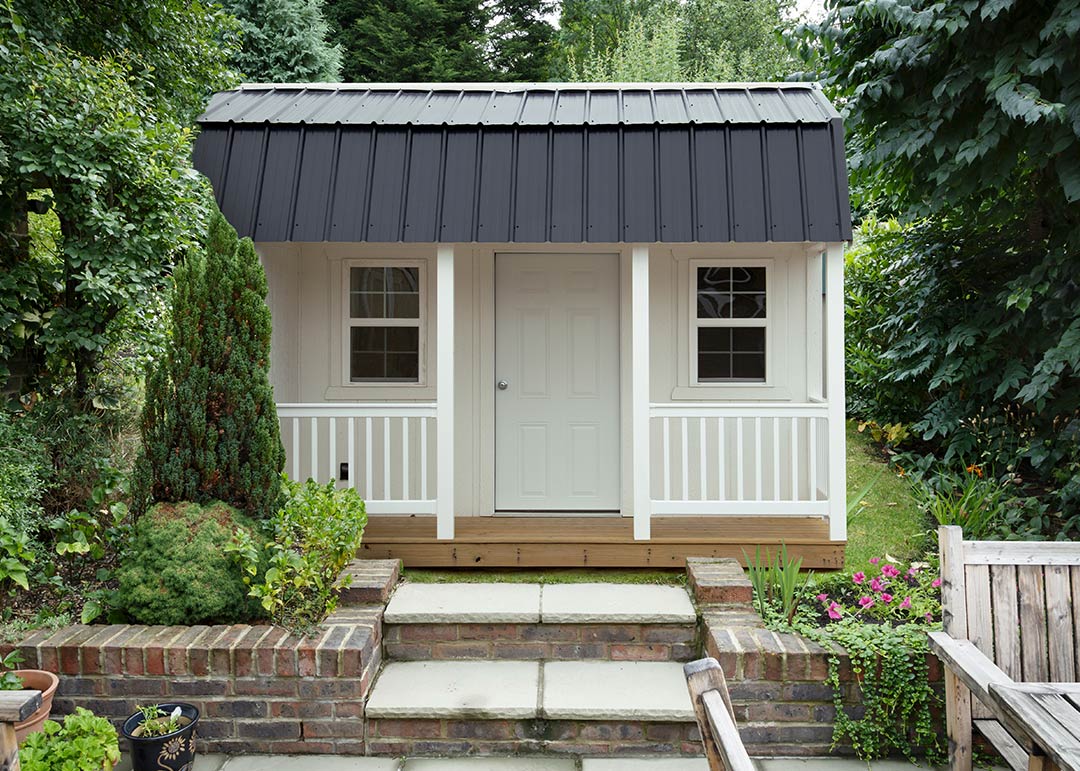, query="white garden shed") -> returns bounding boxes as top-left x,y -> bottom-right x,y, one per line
194,82 -> 852,568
